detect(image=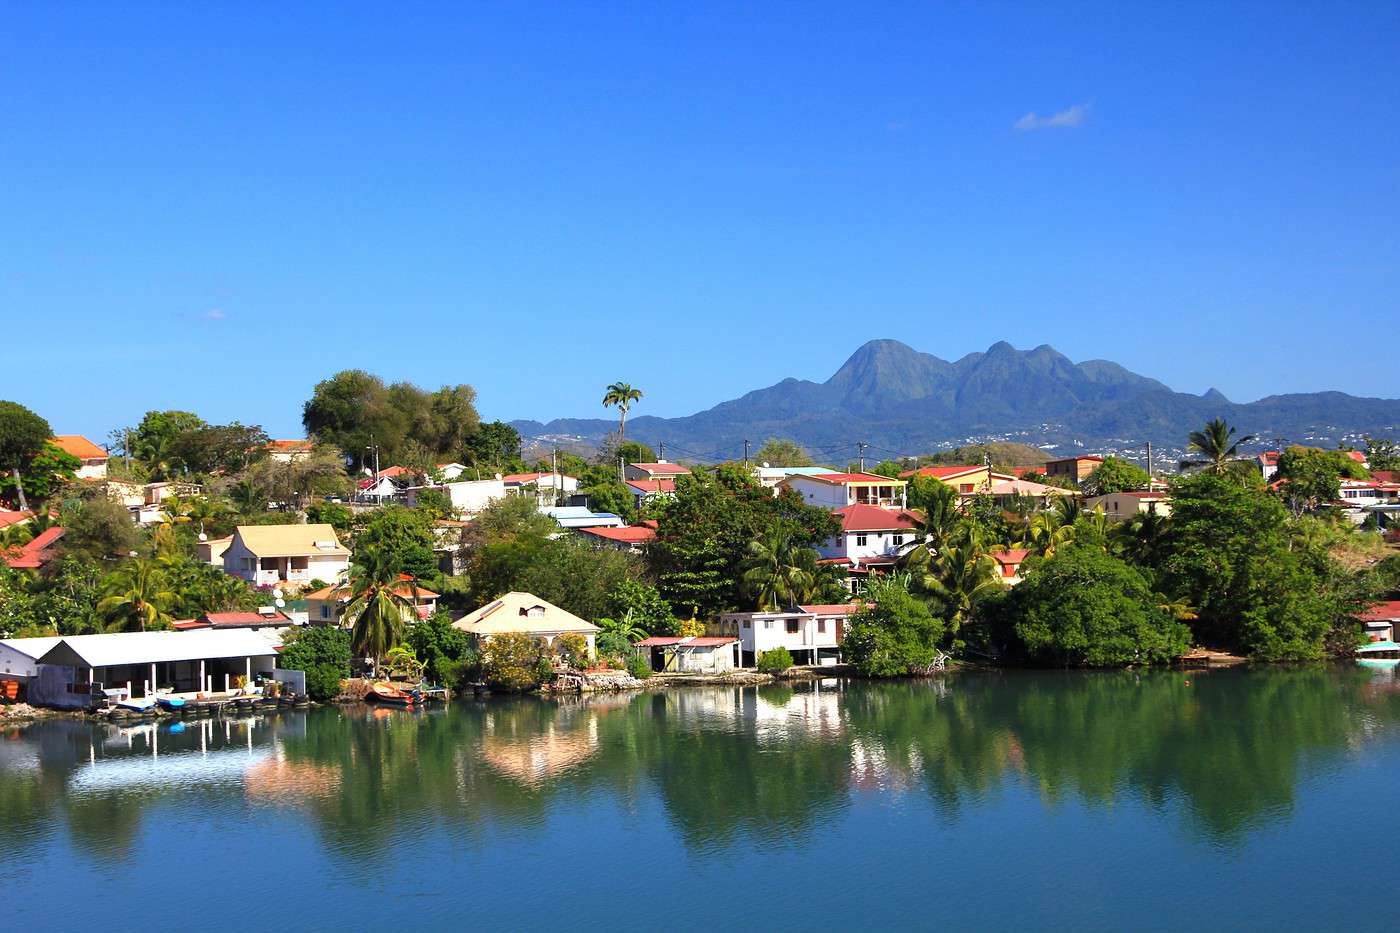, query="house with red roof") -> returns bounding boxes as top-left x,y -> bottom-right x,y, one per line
575,523 -> 657,553
626,477 -> 678,505
623,461 -> 691,482
716,603 -> 863,667
632,635 -> 739,674
265,439 -> 315,463
51,435 -> 108,479
304,576 -> 440,627
815,505 -> 921,588
3,526 -> 64,571
989,548 -> 1031,585
782,471 -> 907,510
